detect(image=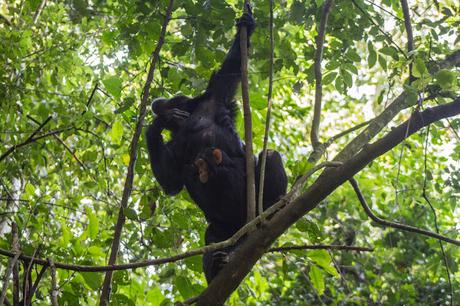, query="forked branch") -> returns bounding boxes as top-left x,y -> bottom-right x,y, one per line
311,0 -> 335,149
